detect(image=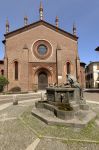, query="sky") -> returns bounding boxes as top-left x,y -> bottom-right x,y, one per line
0,0 -> 99,65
